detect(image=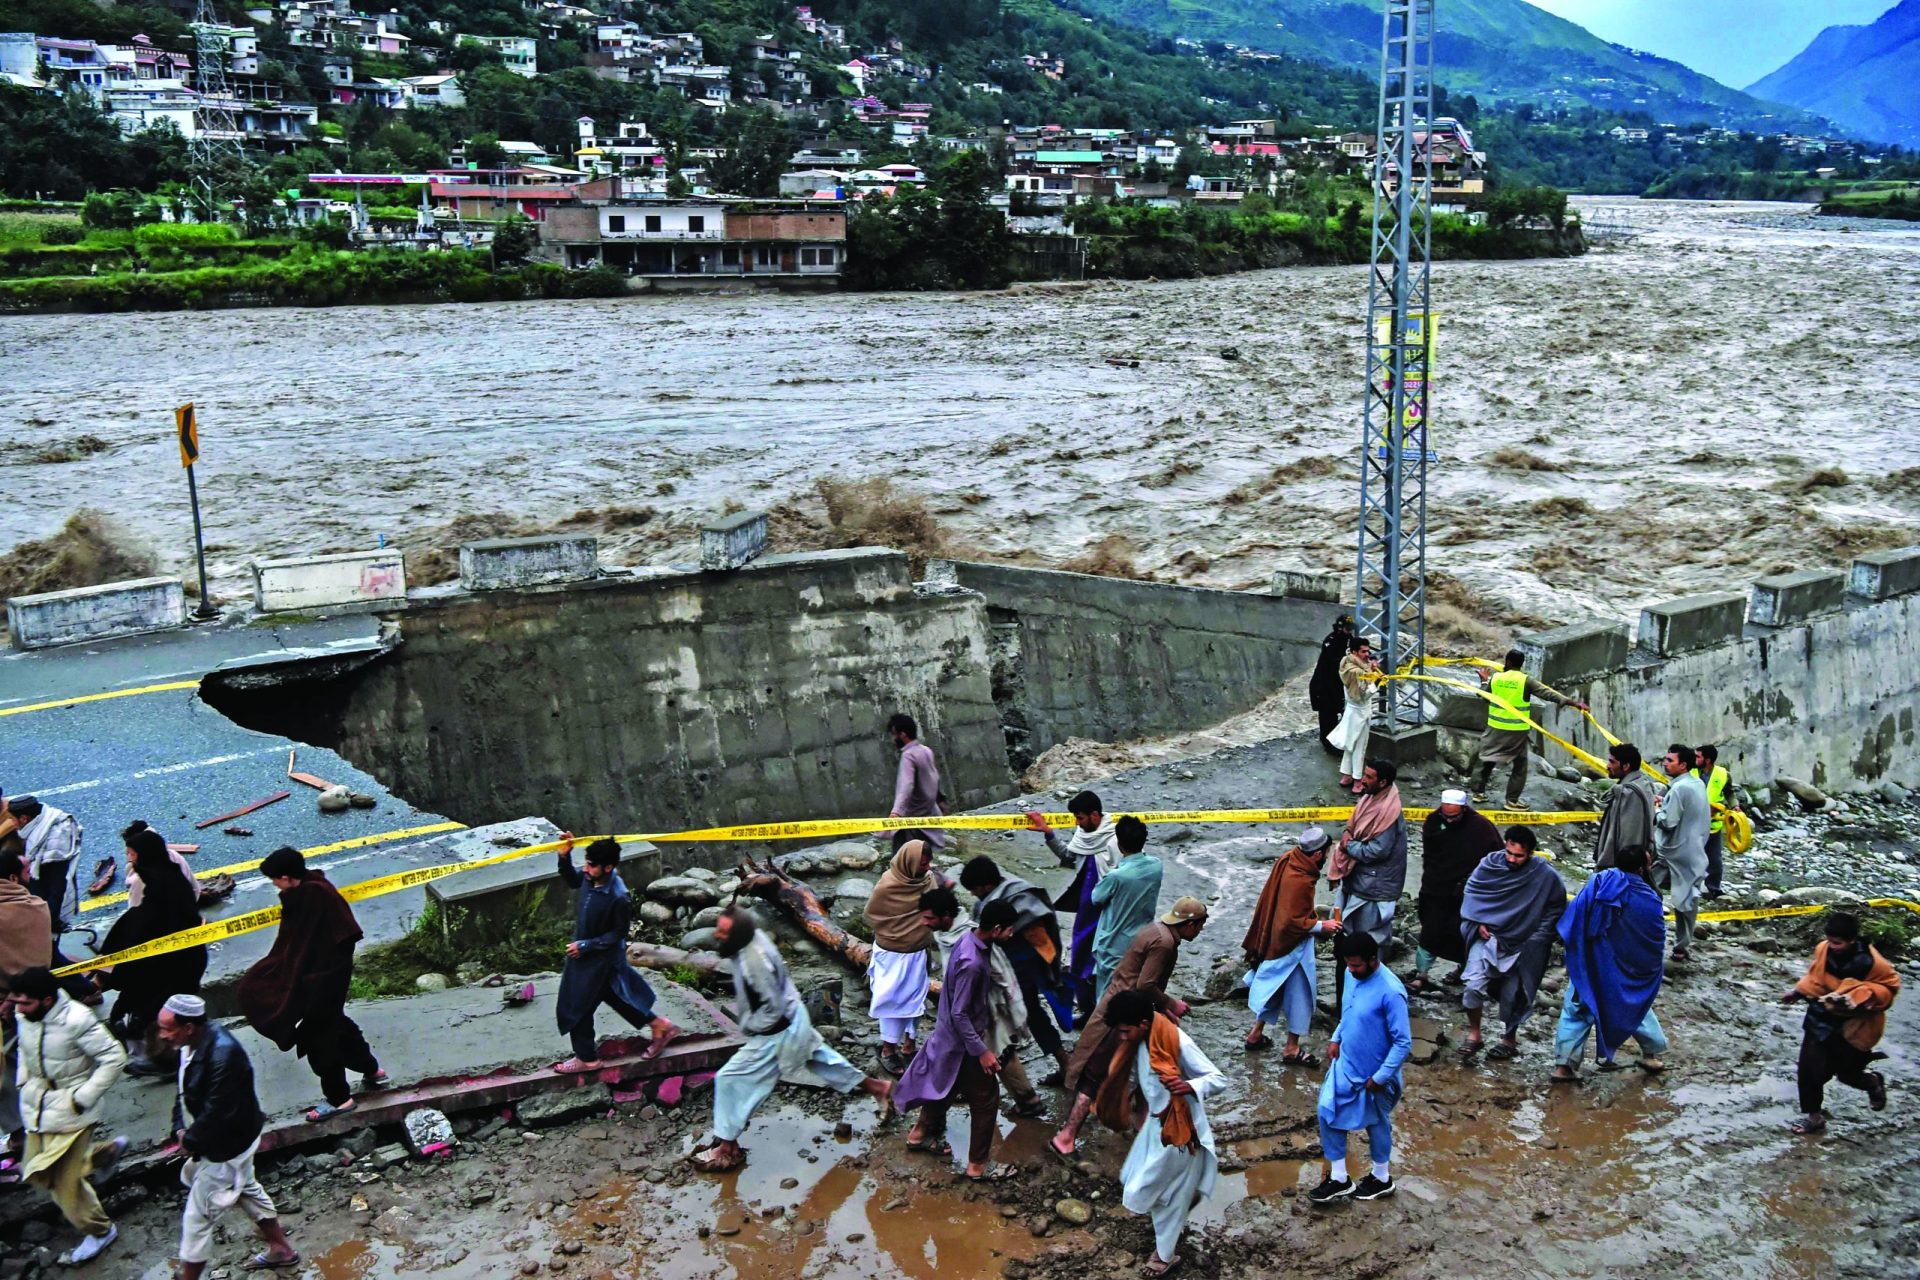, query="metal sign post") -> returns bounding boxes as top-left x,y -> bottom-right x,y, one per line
176,402 -> 218,620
